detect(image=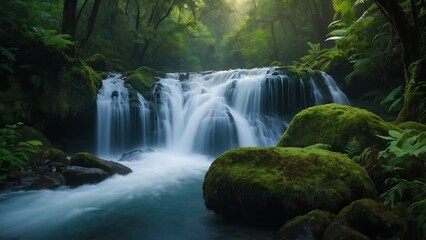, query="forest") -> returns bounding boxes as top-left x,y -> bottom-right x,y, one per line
0,0 -> 425,239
